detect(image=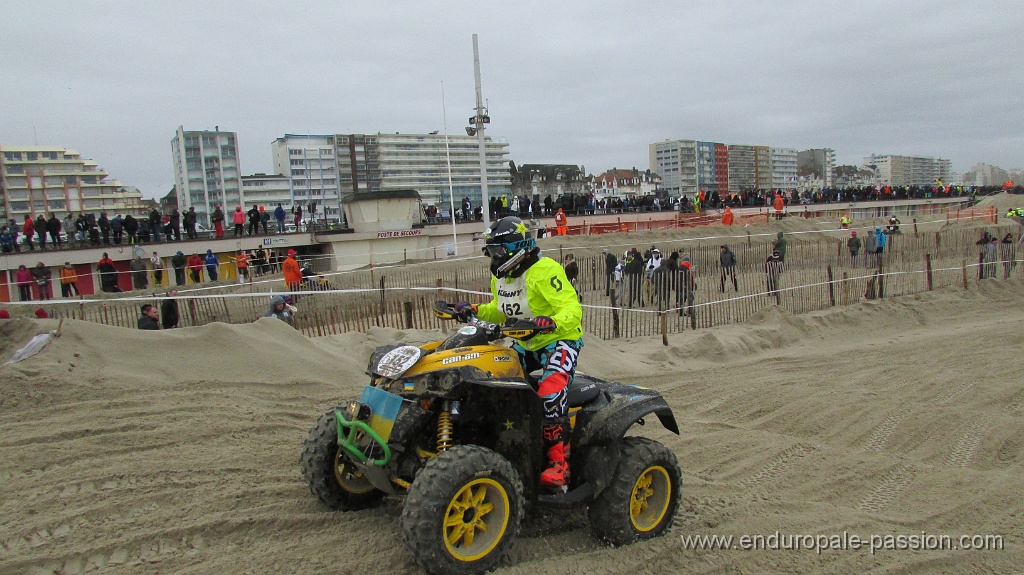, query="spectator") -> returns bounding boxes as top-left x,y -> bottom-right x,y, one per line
171,250 -> 187,286
15,264 -> 33,301
32,262 -> 53,300
46,213 -> 62,247
7,218 -> 20,252
247,205 -> 260,236
260,206 -> 270,234
211,205 -> 225,238
678,253 -> 696,316
983,235 -> 999,279
274,203 -> 287,233
184,207 -> 198,240
722,206 -> 734,226
554,207 -> 567,236
187,252 -> 204,283
603,248 -> 617,296
283,249 -> 302,292
123,213 -> 139,244
0,226 -> 13,253
97,252 -> 119,293
847,231 -> 862,267
625,248 -> 645,307
863,228 -> 879,267
161,289 -> 180,329
168,208 -> 181,241
719,244 -> 738,292
98,212 -> 111,245
59,262 -> 80,297
263,295 -> 295,326
111,214 -> 124,244
563,253 -> 580,300
234,250 -> 249,283
773,193 -> 785,220
233,206 -> 246,237
63,214 -> 76,246
772,231 -> 787,262
204,249 -> 220,282
129,255 -> 149,290
1000,233 -> 1017,279
874,226 -> 887,264
765,250 -> 785,297
293,204 -> 303,231
23,214 -> 35,251
151,251 -> 164,286
137,304 -> 160,330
